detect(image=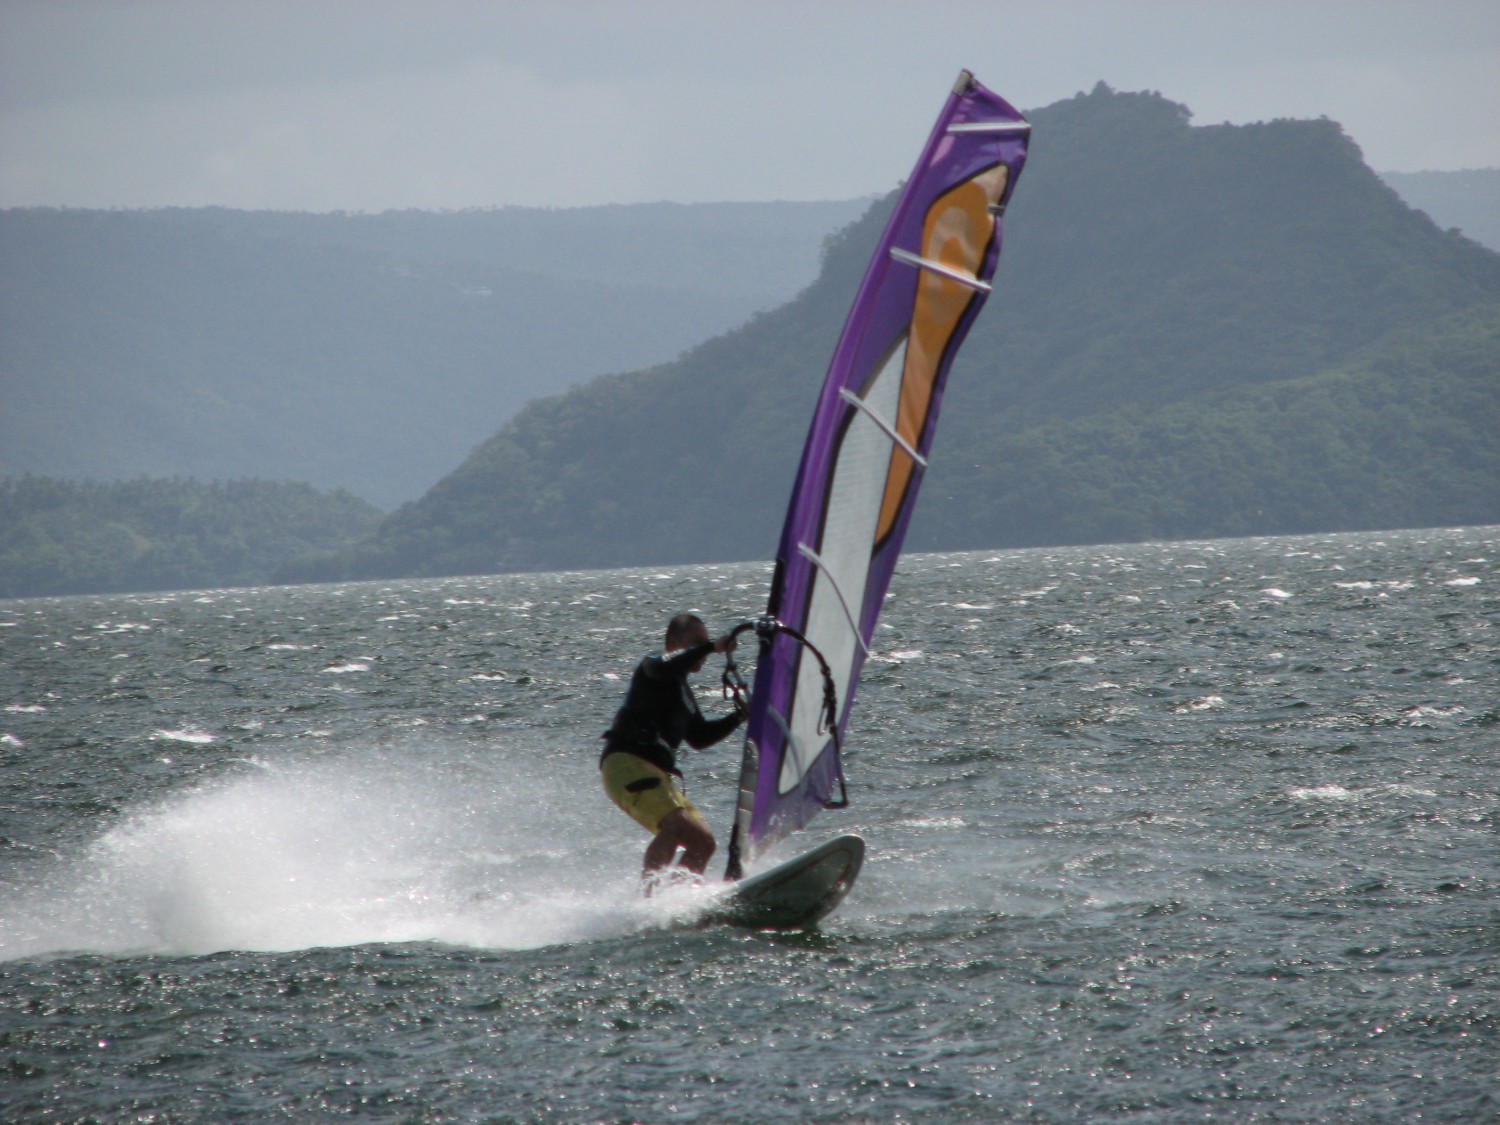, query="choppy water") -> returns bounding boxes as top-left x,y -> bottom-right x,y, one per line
1,526 -> 1496,1123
